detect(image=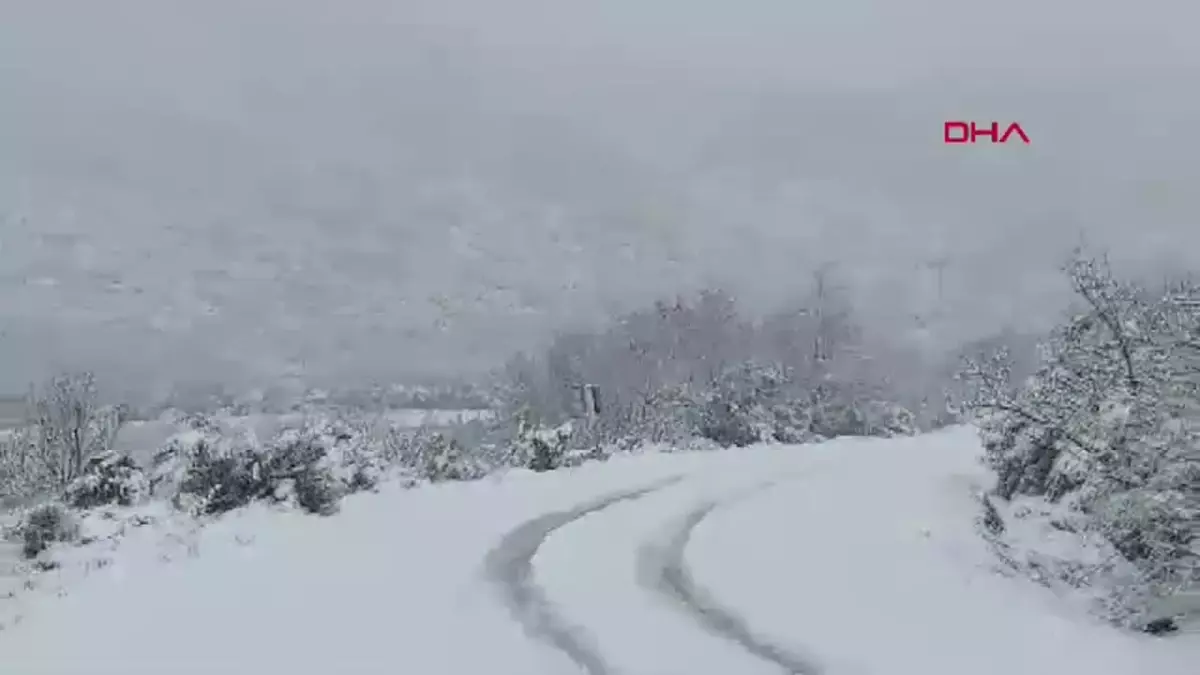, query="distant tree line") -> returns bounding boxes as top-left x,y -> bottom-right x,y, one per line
492,270 -> 933,451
